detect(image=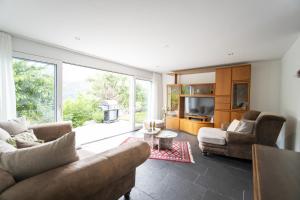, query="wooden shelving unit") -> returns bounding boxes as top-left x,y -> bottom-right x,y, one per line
166,64 -> 251,133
